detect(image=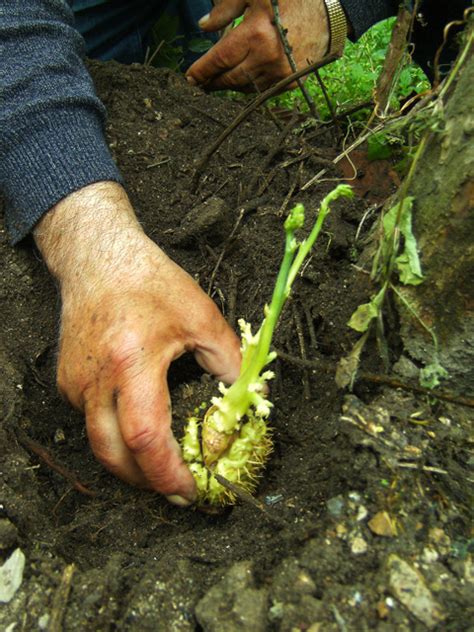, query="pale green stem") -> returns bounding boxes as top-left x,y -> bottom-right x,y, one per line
213,185 -> 352,432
